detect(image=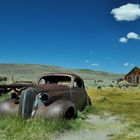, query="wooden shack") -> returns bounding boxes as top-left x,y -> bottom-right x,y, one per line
0,76 -> 7,82
125,67 -> 140,84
